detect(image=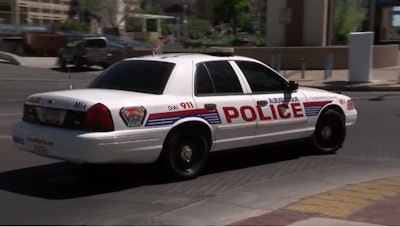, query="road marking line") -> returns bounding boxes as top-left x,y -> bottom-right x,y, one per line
0,135 -> 12,140
0,113 -> 22,116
